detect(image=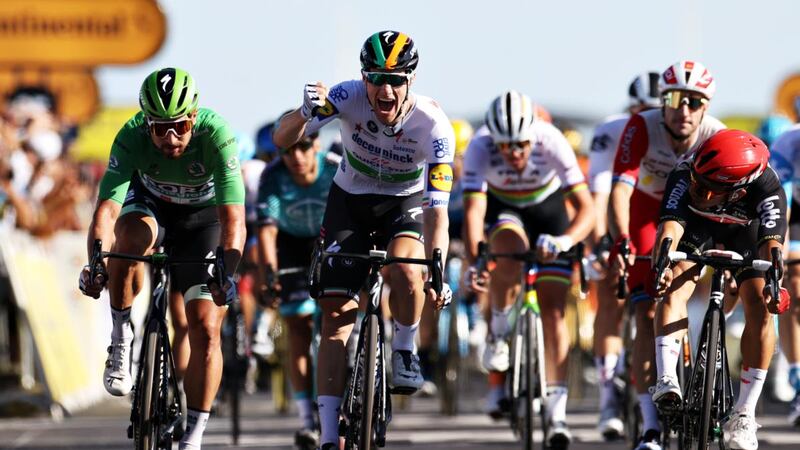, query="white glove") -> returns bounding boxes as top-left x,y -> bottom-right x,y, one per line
536,234 -> 573,257
439,284 -> 453,308
300,83 -> 326,120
